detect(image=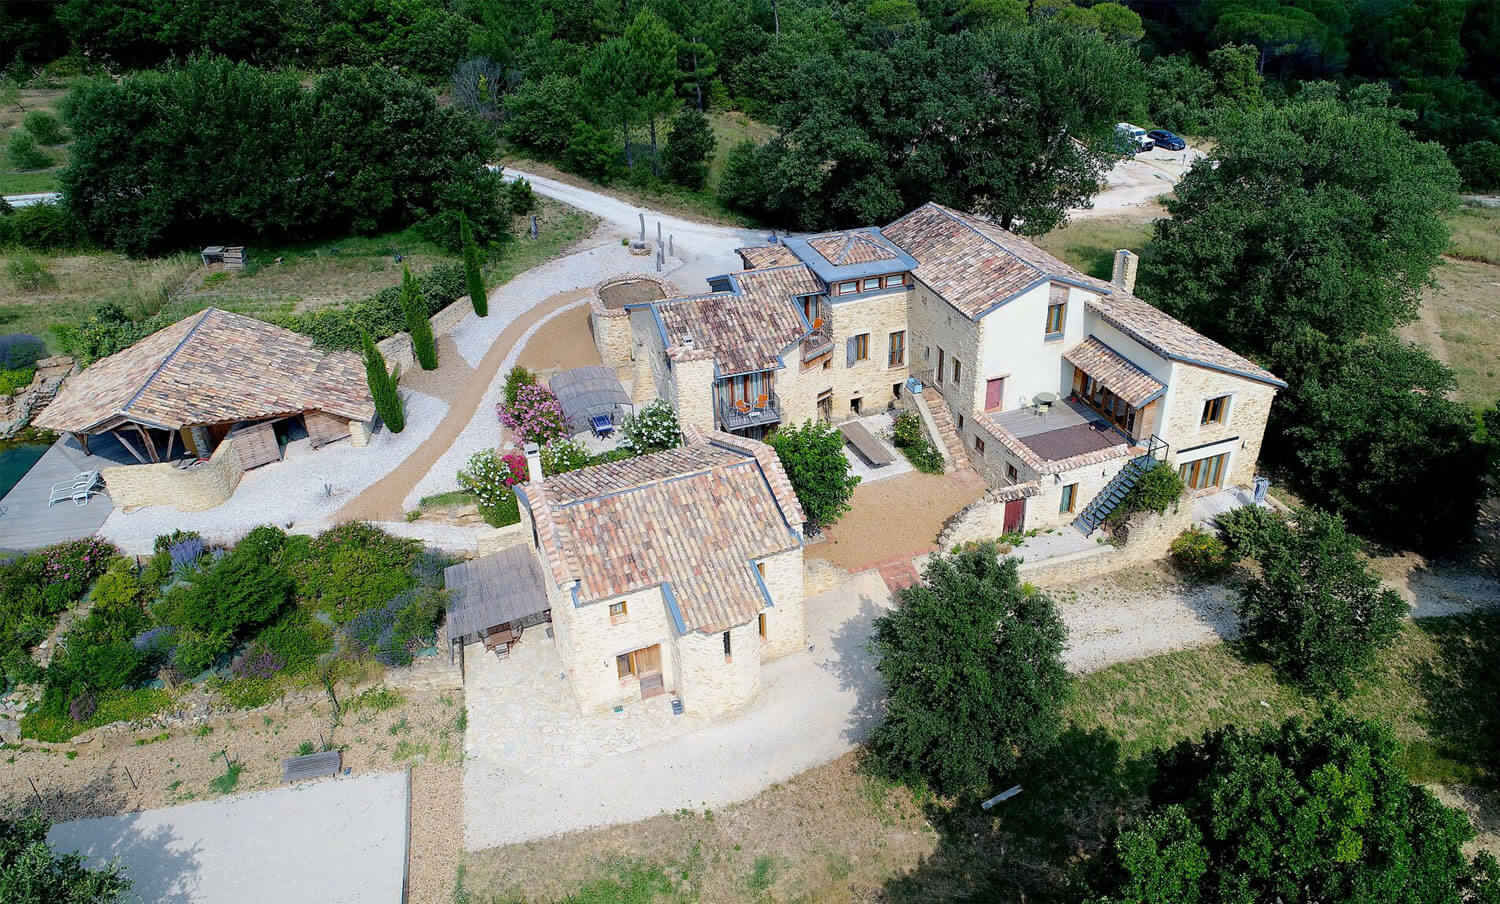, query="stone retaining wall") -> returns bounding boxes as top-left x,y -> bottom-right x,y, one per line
103,438 -> 246,512
1014,500 -> 1197,586
378,294 -> 478,377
